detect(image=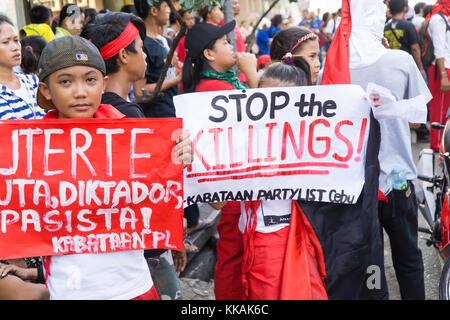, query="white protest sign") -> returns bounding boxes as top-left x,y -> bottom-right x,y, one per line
174,84 -> 372,206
